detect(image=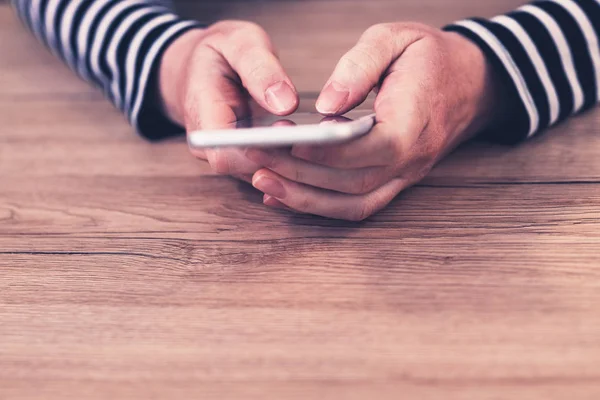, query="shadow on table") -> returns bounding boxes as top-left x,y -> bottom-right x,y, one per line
234,179 -> 370,229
